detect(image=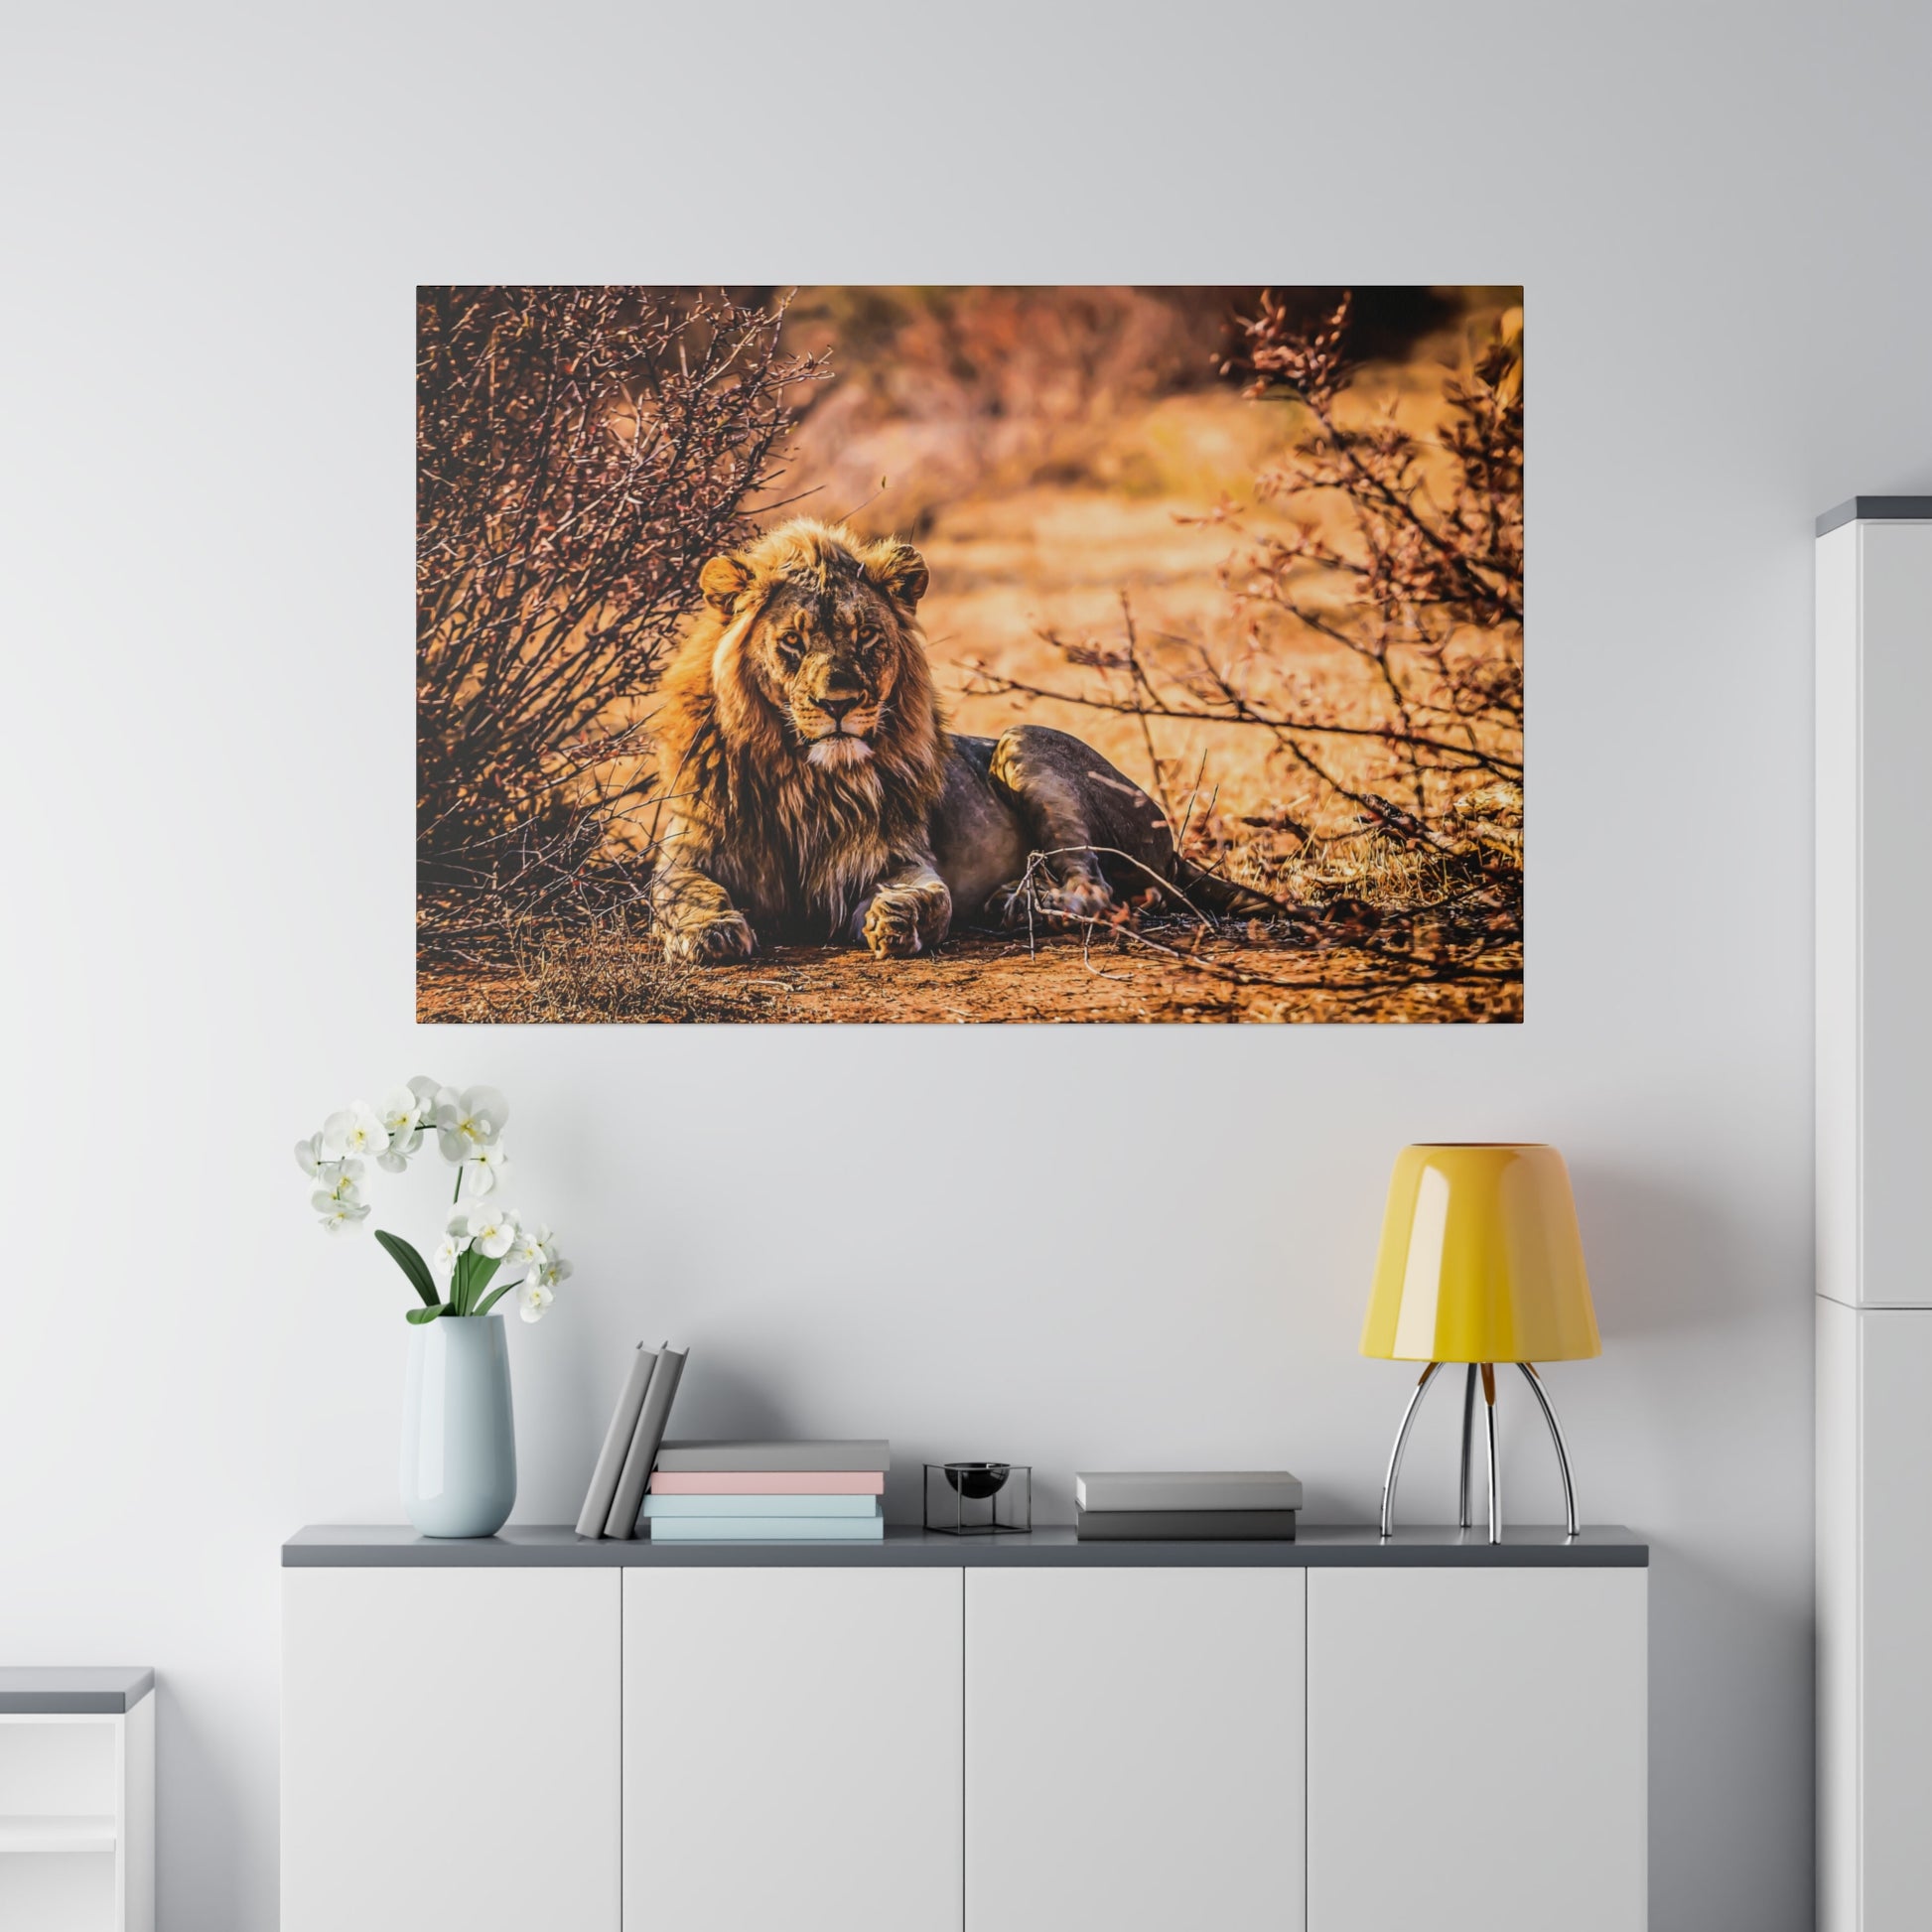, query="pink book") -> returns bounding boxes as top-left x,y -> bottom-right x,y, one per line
647,1469 -> 887,1495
